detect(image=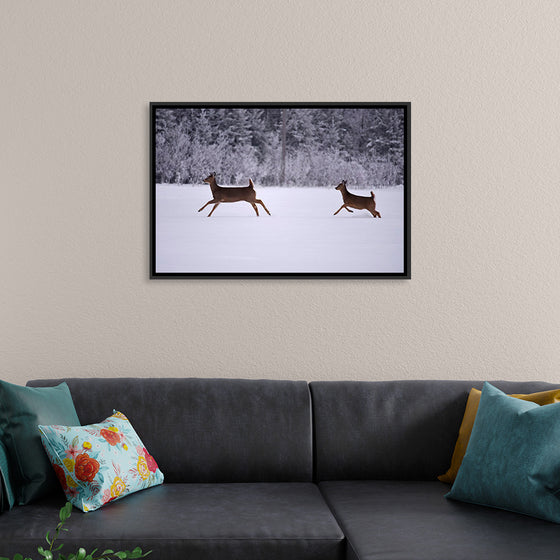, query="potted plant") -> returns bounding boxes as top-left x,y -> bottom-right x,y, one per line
1,502 -> 151,560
